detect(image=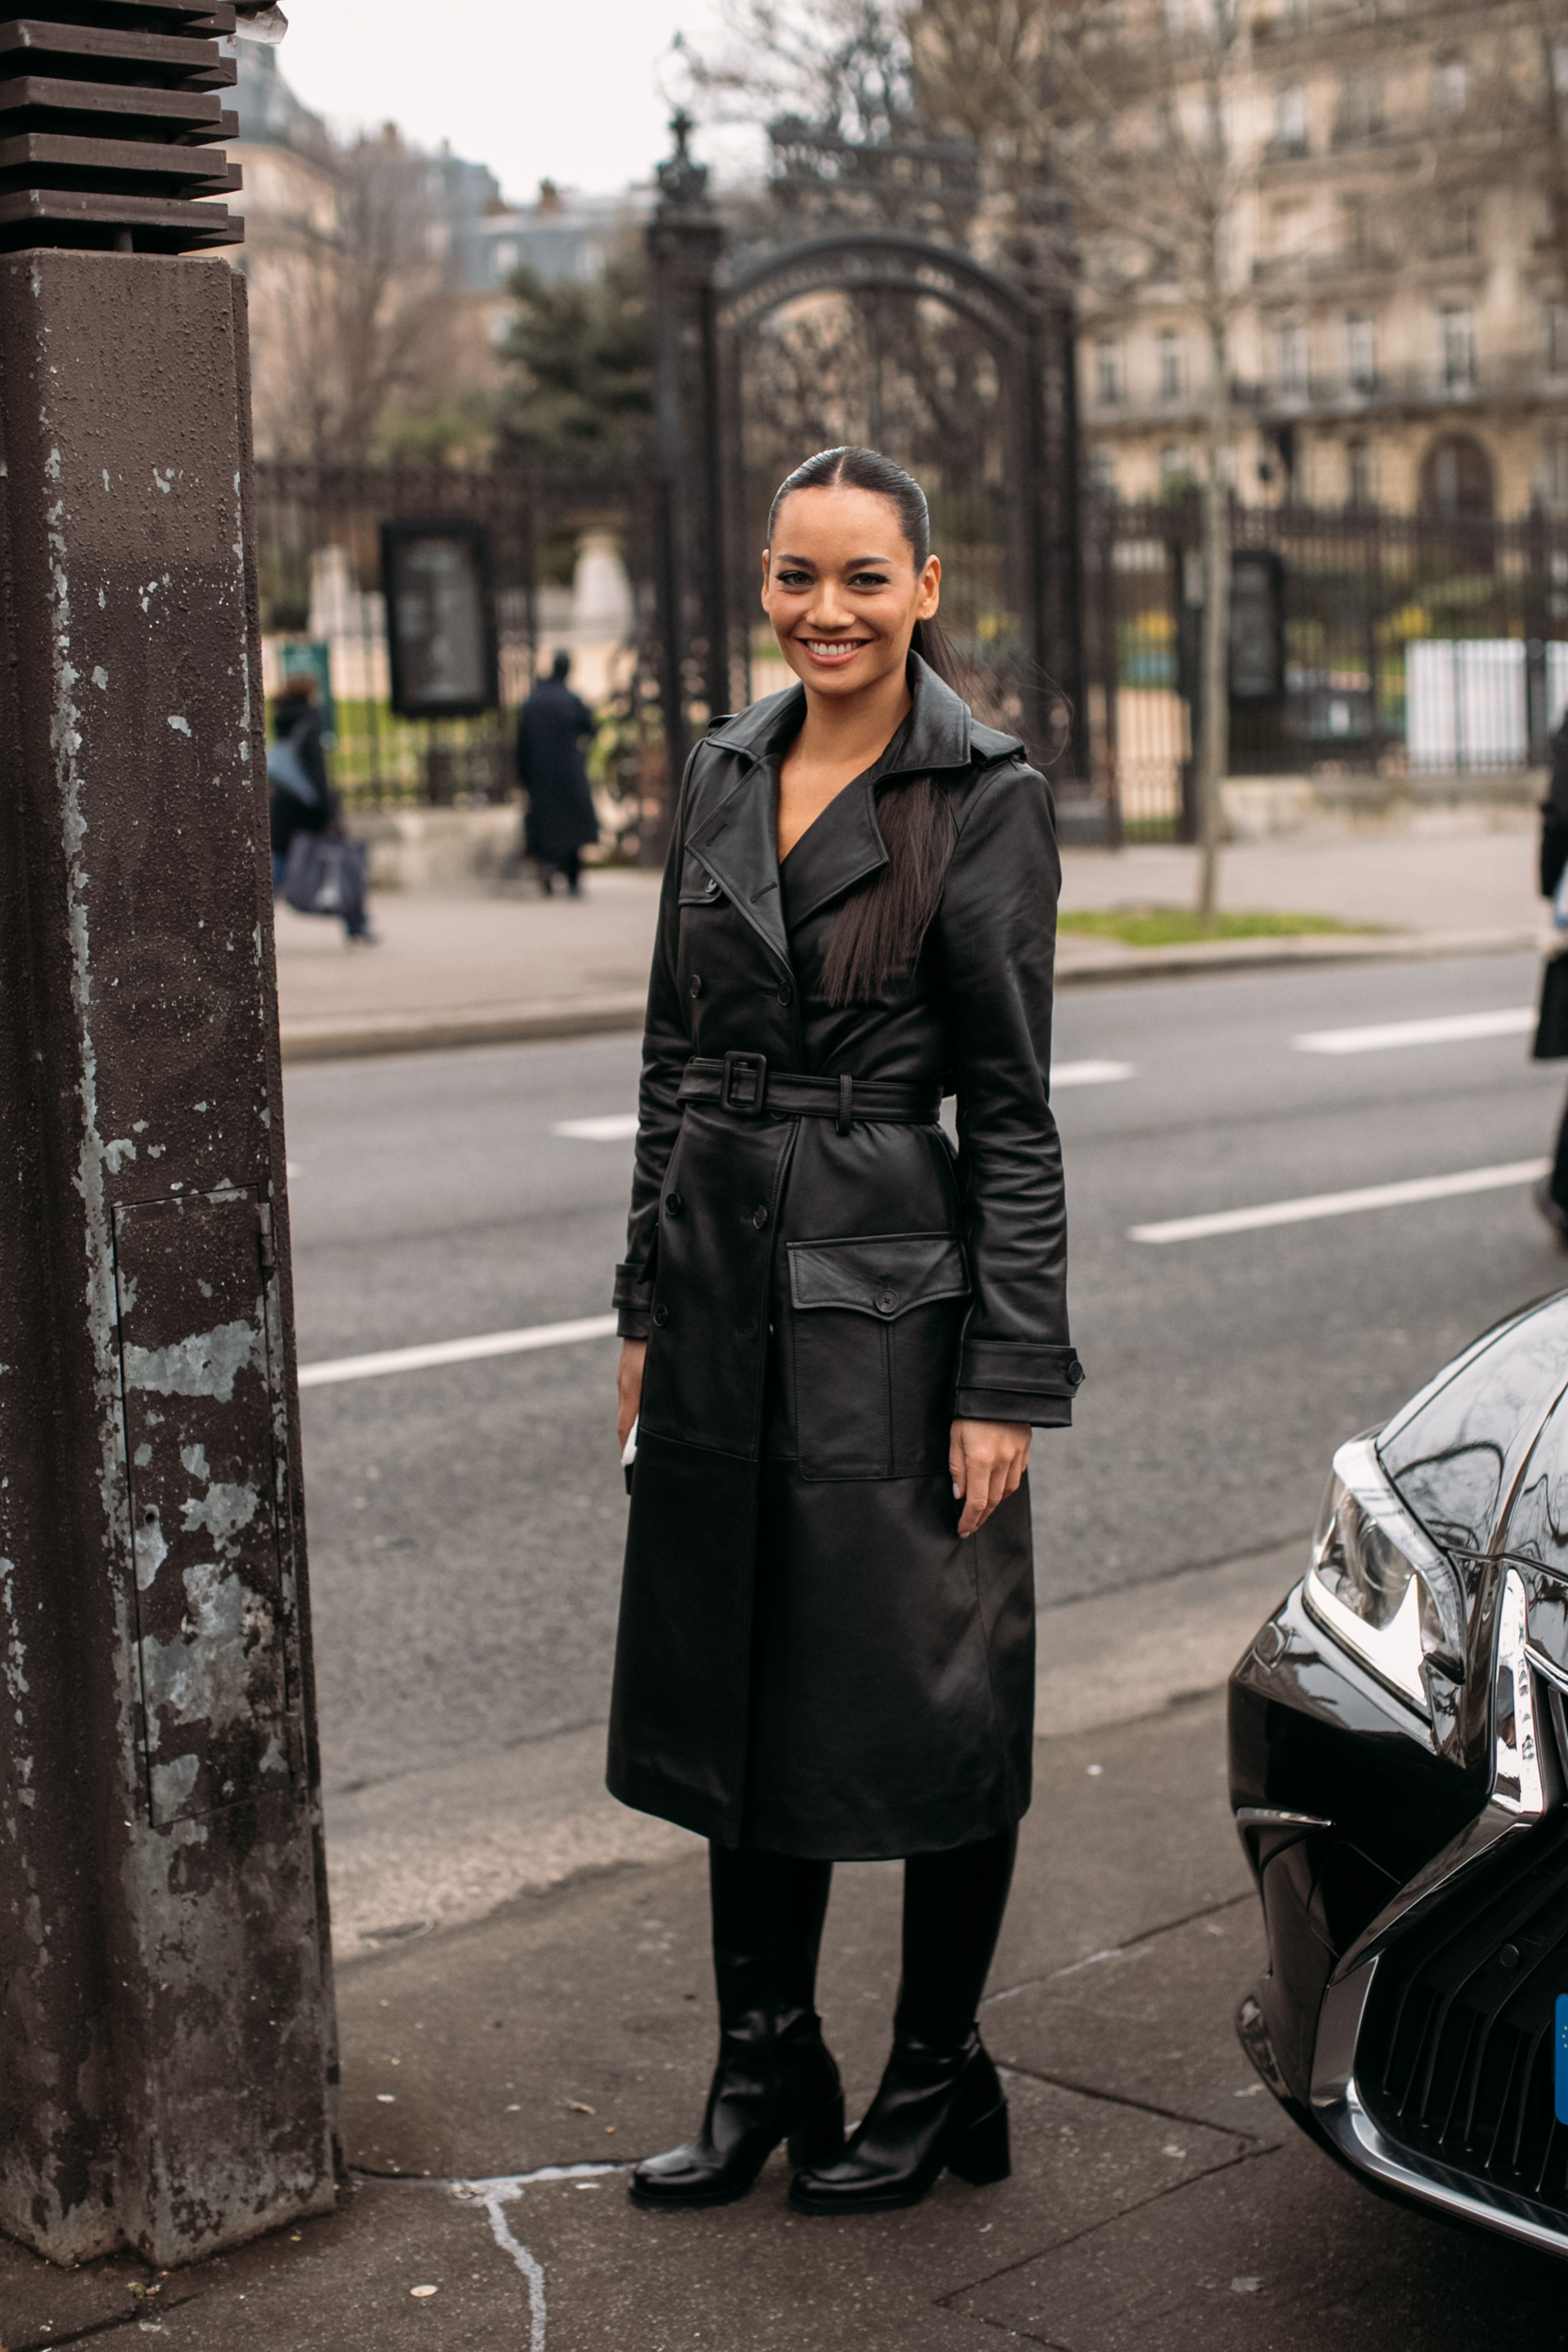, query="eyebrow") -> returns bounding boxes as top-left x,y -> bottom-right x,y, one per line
771,550 -> 901,567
